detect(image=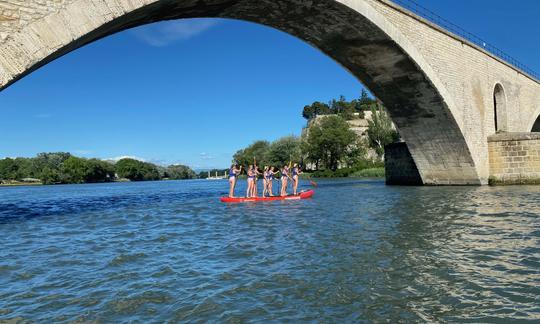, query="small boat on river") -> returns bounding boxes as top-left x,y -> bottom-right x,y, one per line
220,190 -> 314,203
